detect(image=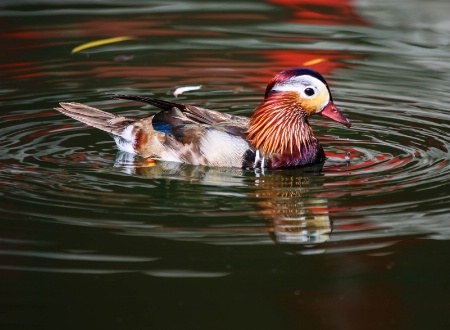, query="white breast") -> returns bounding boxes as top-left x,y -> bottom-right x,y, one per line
200,130 -> 250,167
